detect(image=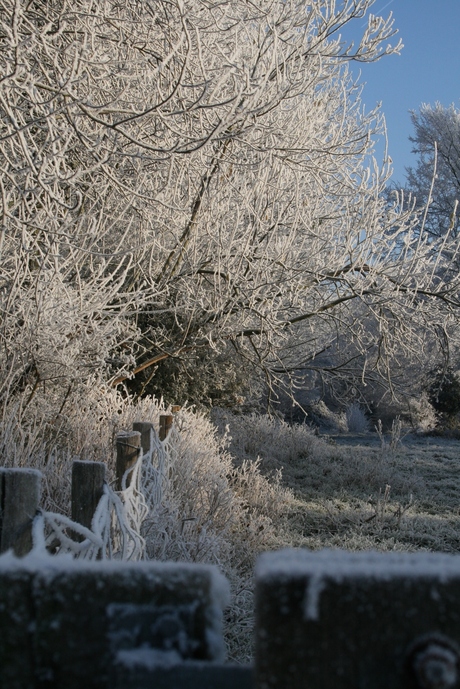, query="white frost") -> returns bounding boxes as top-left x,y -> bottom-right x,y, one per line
303,573 -> 326,621
256,548 -> 460,623
116,647 -> 182,670
256,548 -> 460,583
